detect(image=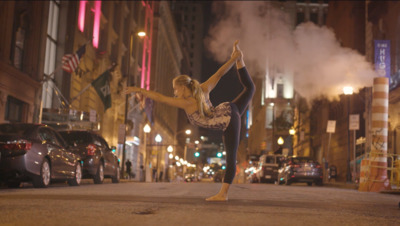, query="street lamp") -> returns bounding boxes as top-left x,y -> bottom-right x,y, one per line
277,137 -> 284,145
155,134 -> 162,182
143,124 -> 151,182
138,31 -> 146,37
343,86 -> 353,183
